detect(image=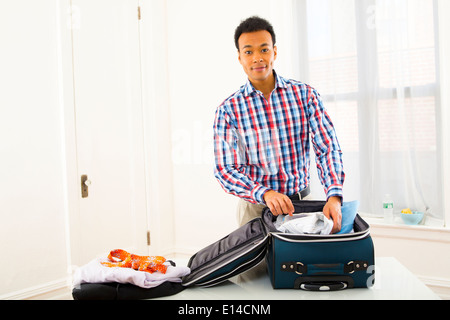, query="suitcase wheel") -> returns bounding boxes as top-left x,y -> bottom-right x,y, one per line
299,281 -> 347,291
294,275 -> 354,291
